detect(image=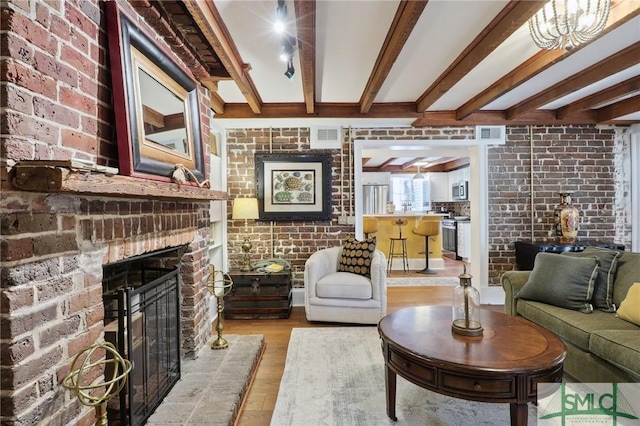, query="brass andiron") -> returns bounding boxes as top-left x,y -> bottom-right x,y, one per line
206,265 -> 234,349
62,341 -> 132,426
